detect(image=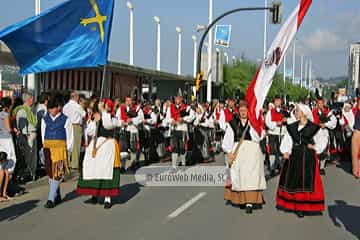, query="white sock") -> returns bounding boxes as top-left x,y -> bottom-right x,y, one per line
269,156 -> 276,170
104,197 -> 111,203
